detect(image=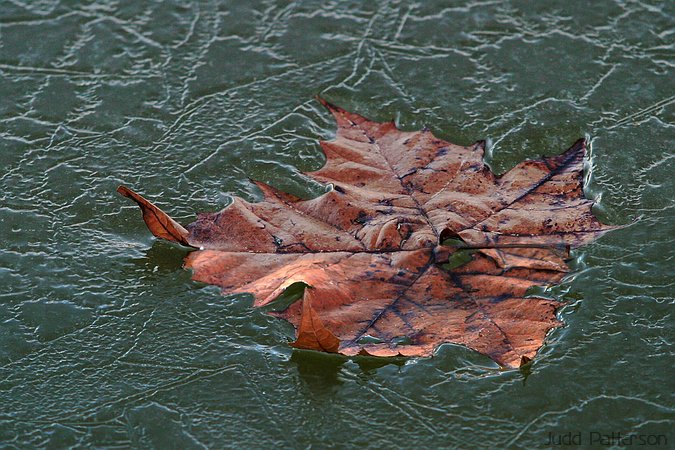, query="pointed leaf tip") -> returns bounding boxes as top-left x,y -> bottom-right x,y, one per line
316,95 -> 343,115
117,185 -> 192,247
568,137 -> 587,156
291,290 -> 340,353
